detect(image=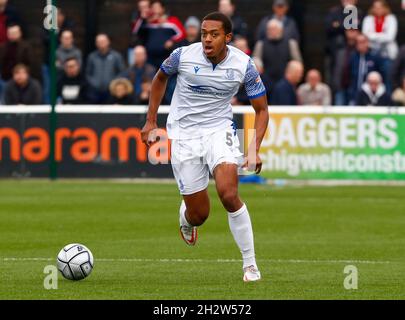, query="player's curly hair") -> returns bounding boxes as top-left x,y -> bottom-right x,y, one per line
202,12 -> 233,35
